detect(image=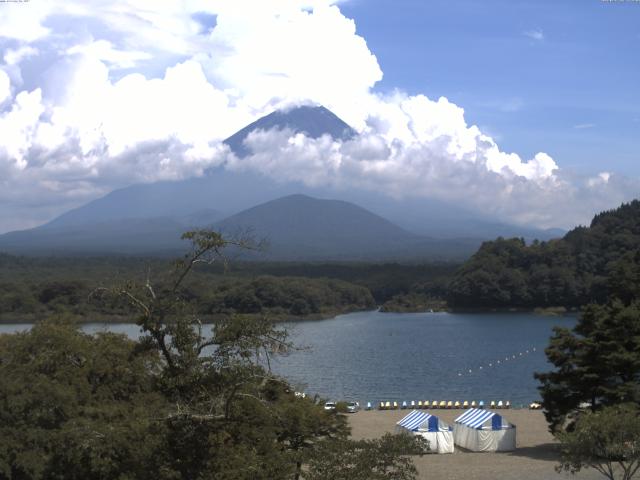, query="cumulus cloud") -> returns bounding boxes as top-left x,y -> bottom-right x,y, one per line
0,0 -> 636,232
227,111 -> 634,228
